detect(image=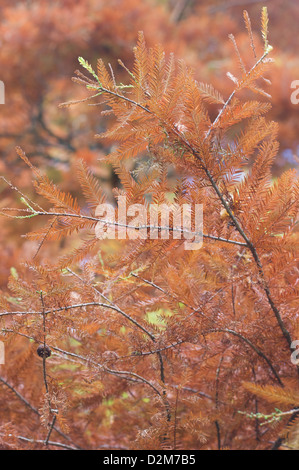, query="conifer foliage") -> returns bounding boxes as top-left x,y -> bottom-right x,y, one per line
0,9 -> 298,450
